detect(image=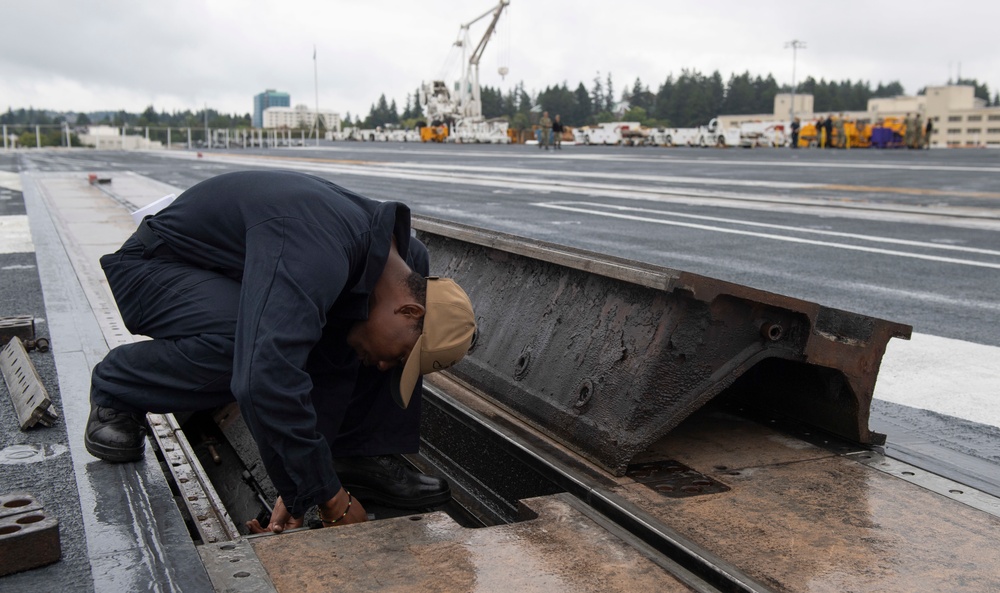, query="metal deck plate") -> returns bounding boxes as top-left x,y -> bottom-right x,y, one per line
618,411 -> 1000,592
251,494 -> 700,593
